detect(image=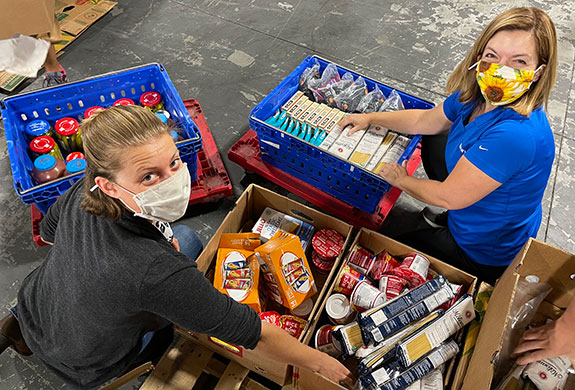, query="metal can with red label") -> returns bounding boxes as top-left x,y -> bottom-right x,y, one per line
83,106 -> 105,119
29,136 -> 63,160
346,245 -> 374,275
325,293 -> 356,325
378,275 -> 408,300
369,251 -> 401,281
391,252 -> 430,288
334,265 -> 367,296
279,315 -> 307,338
65,152 -> 85,163
55,117 -> 82,154
312,229 -> 344,261
312,251 -> 335,275
315,324 -> 343,357
140,91 -> 163,112
259,311 -> 281,326
113,98 -> 135,106
350,281 -> 386,312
